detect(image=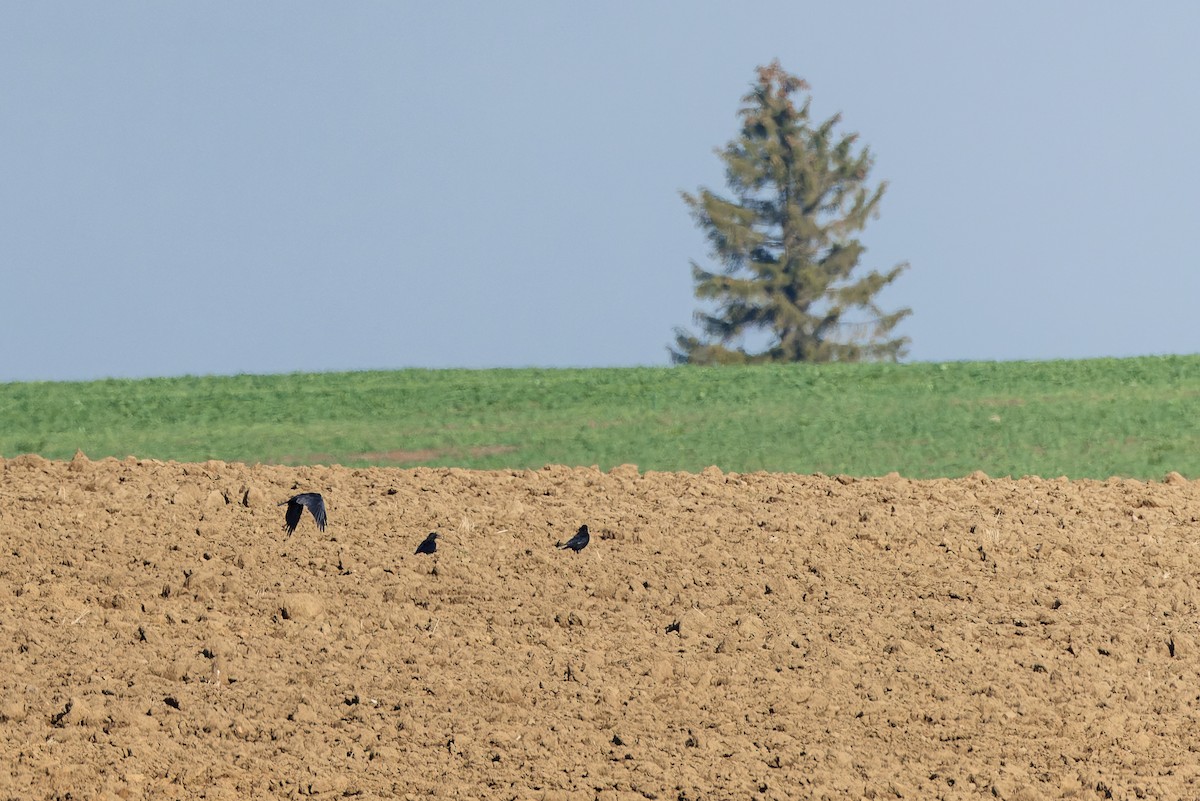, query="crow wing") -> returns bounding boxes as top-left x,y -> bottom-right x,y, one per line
298,493 -> 327,531
282,498 -> 303,535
